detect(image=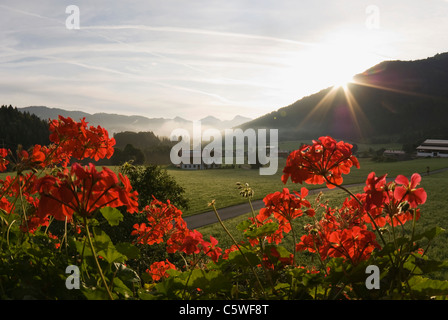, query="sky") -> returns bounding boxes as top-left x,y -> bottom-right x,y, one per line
0,0 -> 447,121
